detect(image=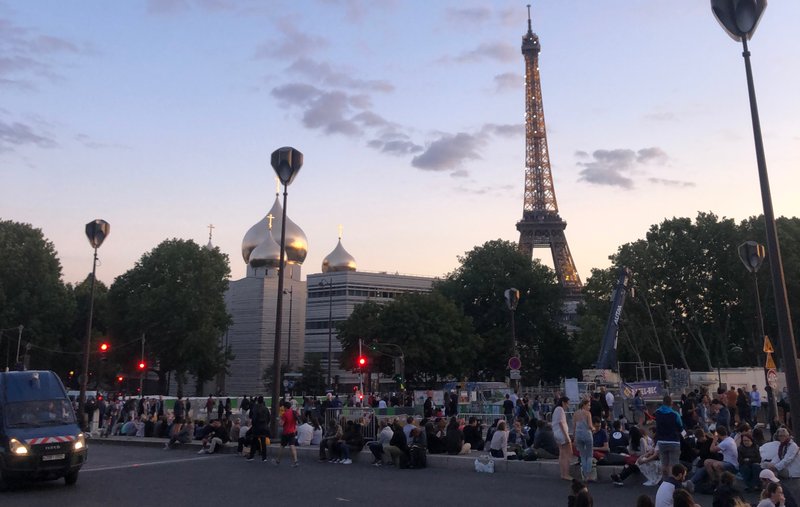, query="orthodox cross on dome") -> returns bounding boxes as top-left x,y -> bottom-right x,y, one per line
338,224 -> 343,239
267,214 -> 275,230
207,223 -> 214,242
275,176 -> 280,194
